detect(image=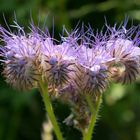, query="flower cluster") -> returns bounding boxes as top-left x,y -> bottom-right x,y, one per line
0,21 -> 140,130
